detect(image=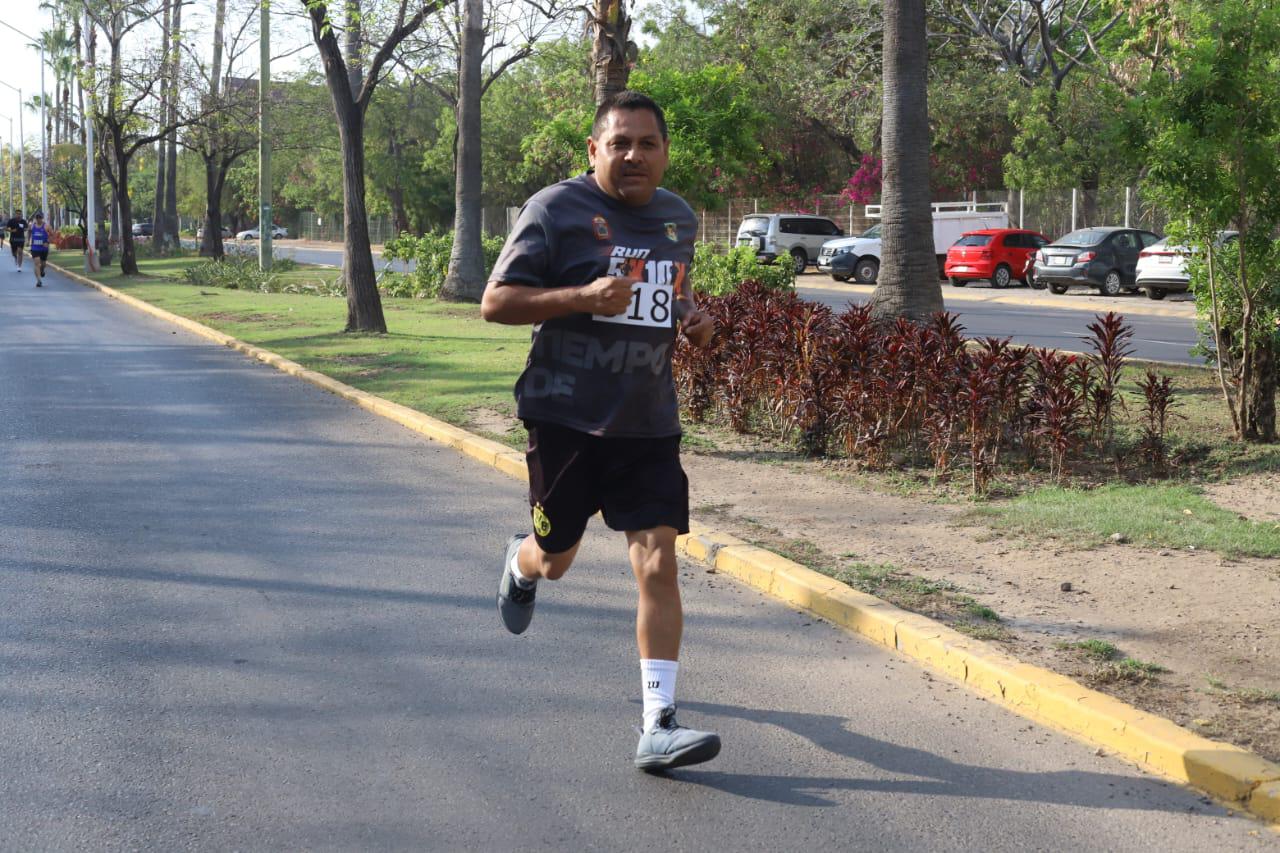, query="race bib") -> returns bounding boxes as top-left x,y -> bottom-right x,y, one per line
593,280 -> 675,329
